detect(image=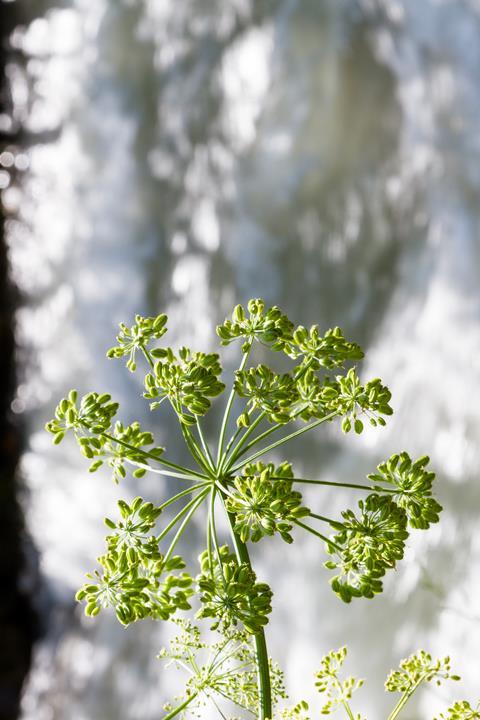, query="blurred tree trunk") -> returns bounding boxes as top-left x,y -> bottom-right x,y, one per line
0,4 -> 39,719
